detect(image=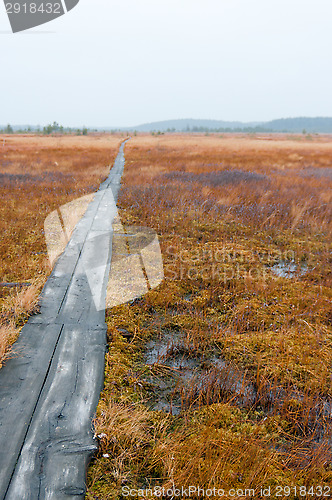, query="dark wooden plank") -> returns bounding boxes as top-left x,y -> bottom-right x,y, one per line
5,326 -> 107,500
0,323 -> 63,499
0,140 -> 129,499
